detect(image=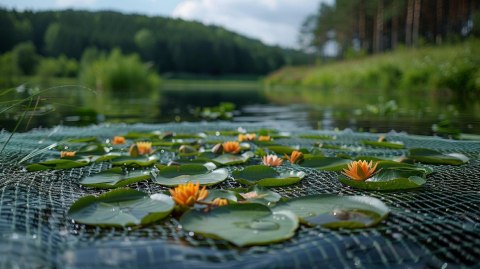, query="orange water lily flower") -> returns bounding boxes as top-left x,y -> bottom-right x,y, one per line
238,133 -> 256,142
342,160 -> 379,181
112,136 -> 126,145
262,154 -> 283,167
169,182 -> 209,207
60,151 -> 76,158
285,150 -> 304,164
258,135 -> 271,141
211,198 -> 228,207
222,141 -> 240,154
136,141 -> 153,155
